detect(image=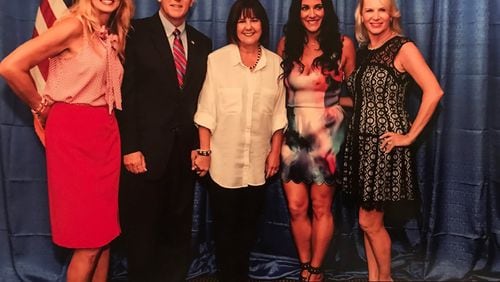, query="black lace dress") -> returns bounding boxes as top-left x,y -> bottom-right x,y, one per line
342,36 -> 418,211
